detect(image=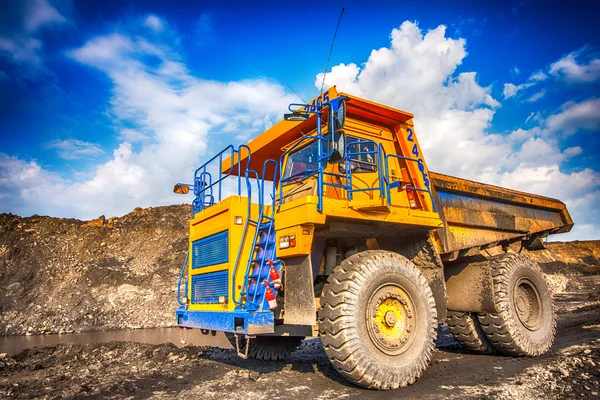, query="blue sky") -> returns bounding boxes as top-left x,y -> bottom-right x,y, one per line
0,0 -> 599,241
